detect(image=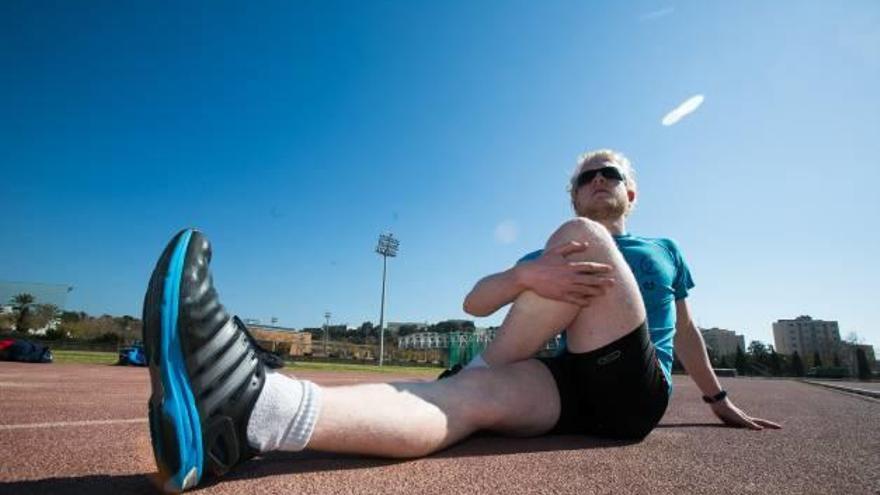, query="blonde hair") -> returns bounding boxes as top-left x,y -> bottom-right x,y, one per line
569,149 -> 638,213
